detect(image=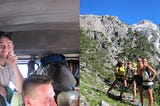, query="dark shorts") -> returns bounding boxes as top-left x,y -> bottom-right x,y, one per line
127,79 -> 134,85
143,85 -> 153,90
134,75 -> 143,86
117,78 -> 124,83
116,75 -> 125,83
